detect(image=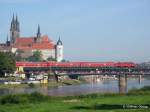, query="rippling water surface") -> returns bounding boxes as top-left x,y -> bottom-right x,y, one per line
0,79 -> 150,96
